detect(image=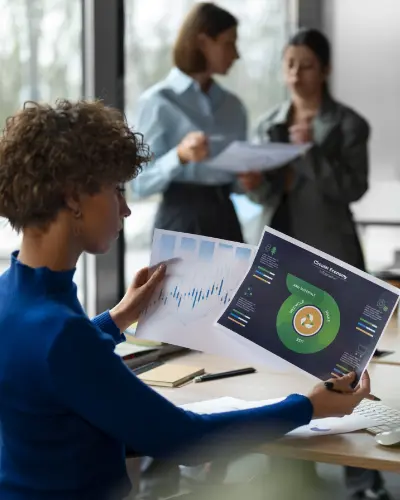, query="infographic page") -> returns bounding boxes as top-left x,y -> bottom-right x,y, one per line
217,228 -> 400,381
